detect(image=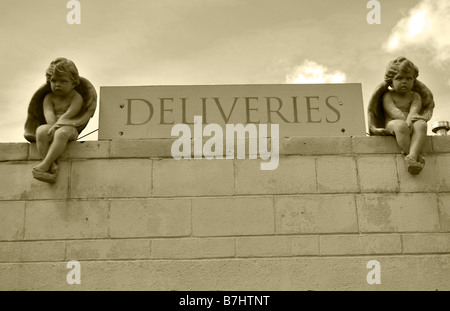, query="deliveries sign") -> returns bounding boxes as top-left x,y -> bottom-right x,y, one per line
98,83 -> 366,139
